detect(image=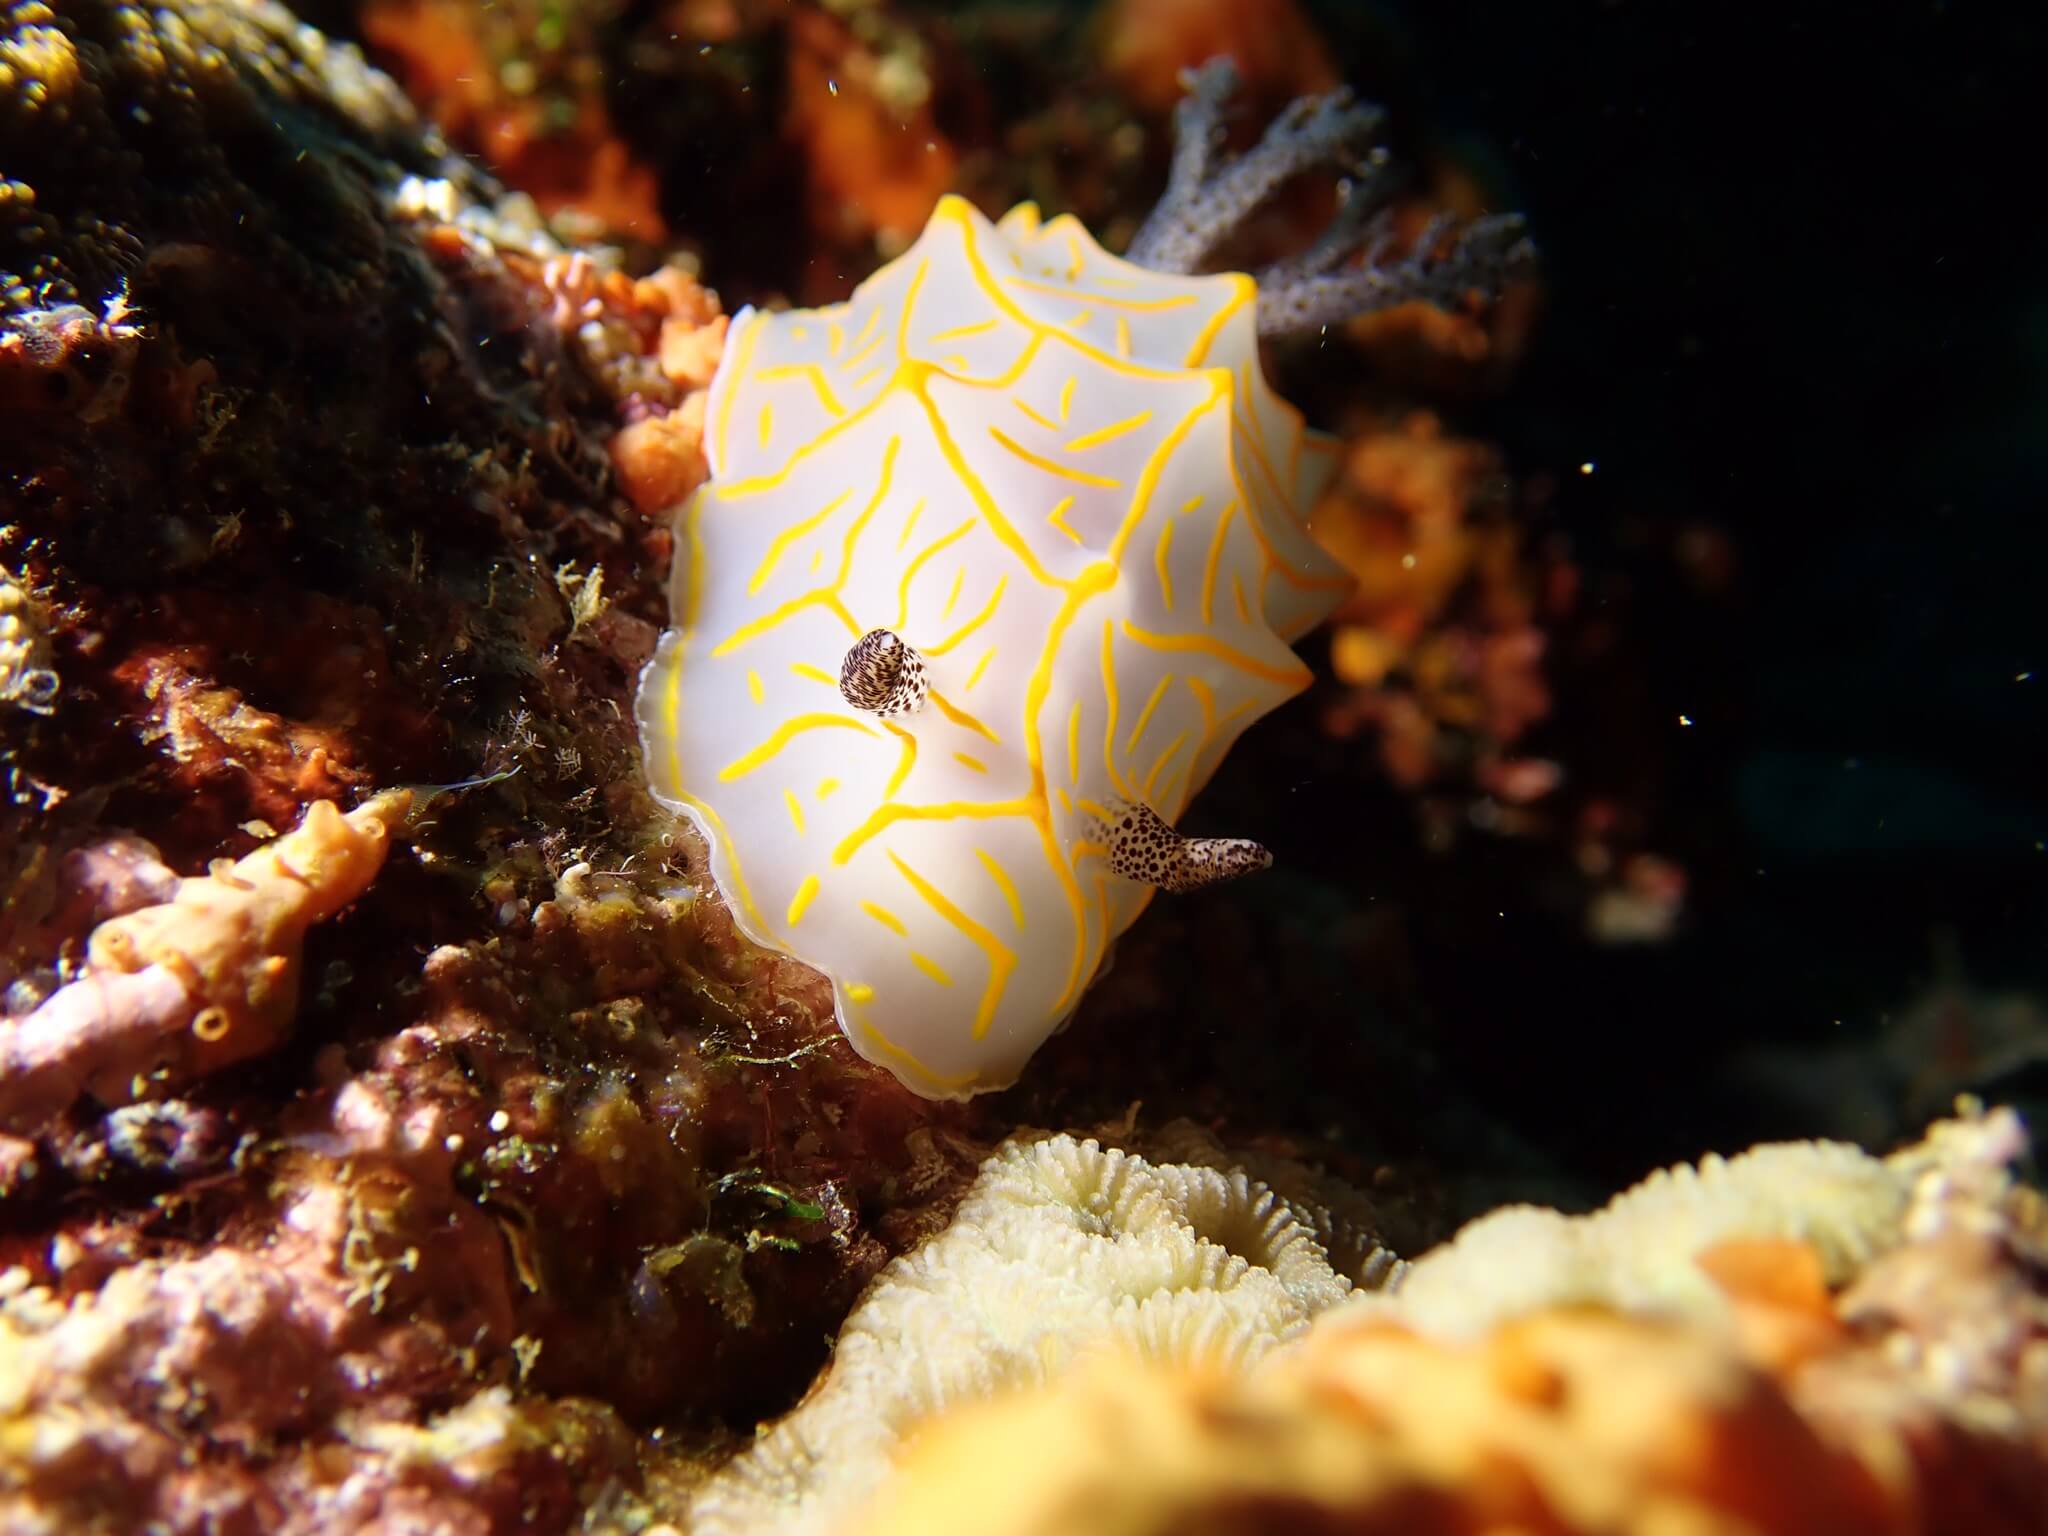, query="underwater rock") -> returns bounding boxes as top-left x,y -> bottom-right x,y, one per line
0,1168 -> 635,1535
0,0 -> 450,312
